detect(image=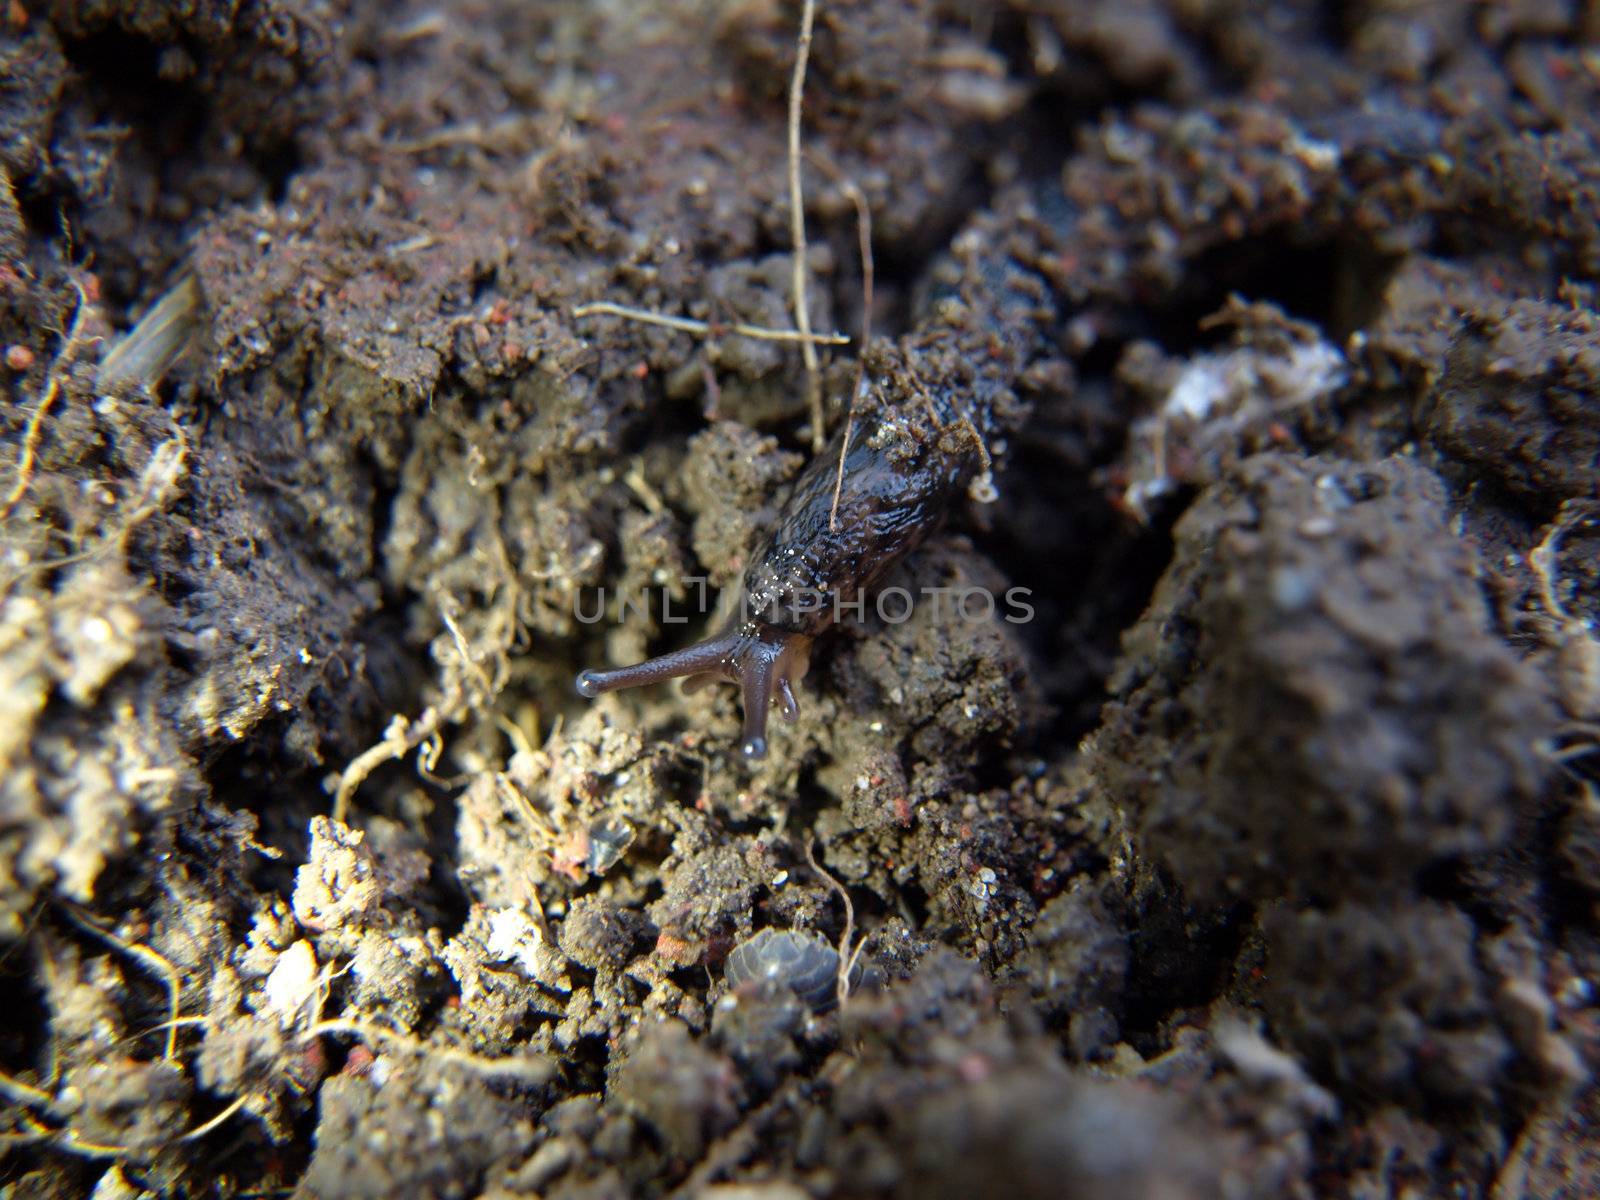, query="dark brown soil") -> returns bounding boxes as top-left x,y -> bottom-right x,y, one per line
3,1 -> 1600,1197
